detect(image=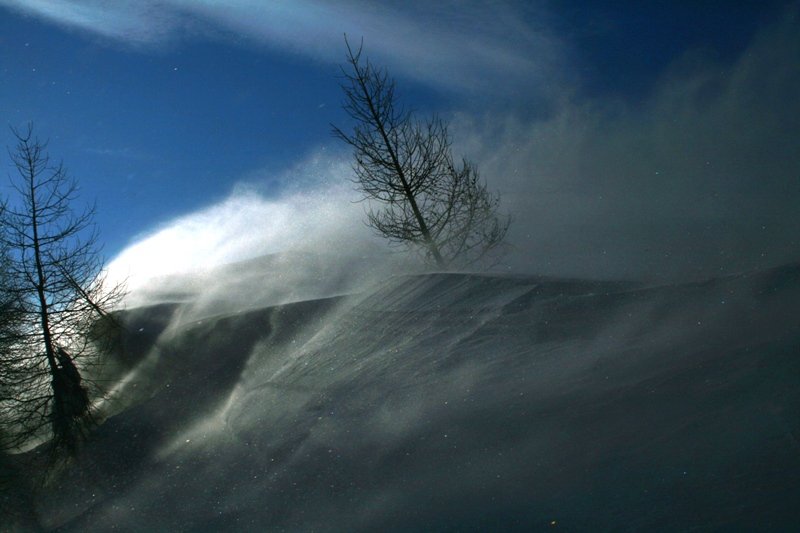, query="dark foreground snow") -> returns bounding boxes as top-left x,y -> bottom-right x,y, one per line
8,264 -> 800,531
